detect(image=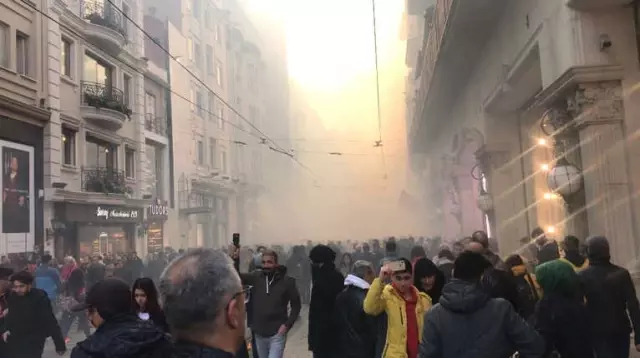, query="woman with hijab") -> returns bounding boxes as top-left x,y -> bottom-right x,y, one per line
339,252 -> 355,277
412,257 -> 445,303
